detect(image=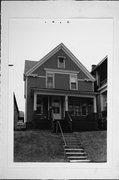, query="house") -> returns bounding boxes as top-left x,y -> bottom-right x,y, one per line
19,111 -> 24,122
24,43 -> 98,132
14,93 -> 19,130
91,56 -> 107,129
